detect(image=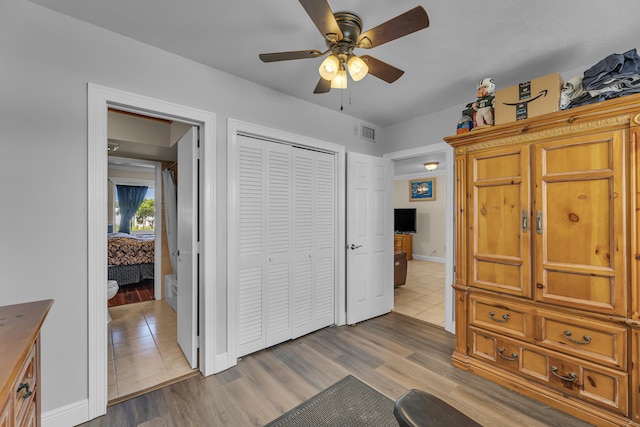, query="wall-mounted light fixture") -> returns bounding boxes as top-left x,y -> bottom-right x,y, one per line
424,161 -> 439,171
